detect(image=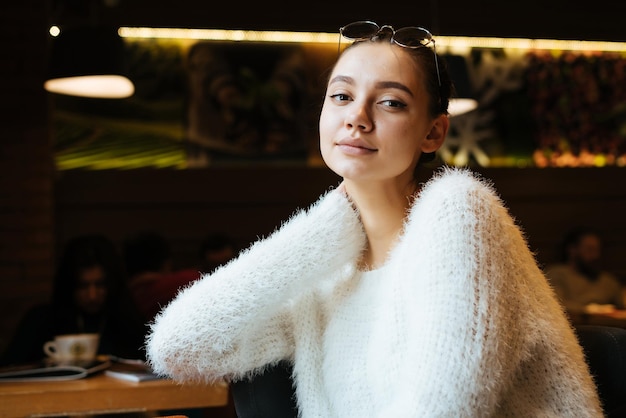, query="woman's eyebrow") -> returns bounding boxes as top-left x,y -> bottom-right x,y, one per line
328,75 -> 354,86
376,81 -> 413,97
328,76 -> 413,97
